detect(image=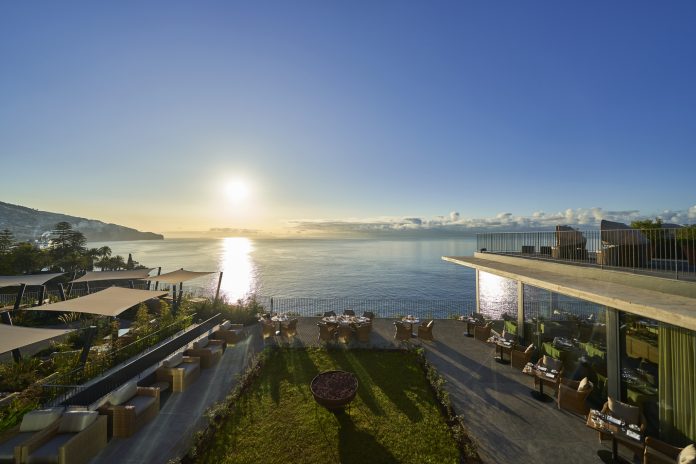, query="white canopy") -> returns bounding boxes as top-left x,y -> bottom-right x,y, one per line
0,273 -> 65,289
71,269 -> 155,283
146,269 -> 216,284
30,287 -> 168,317
0,323 -> 73,354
